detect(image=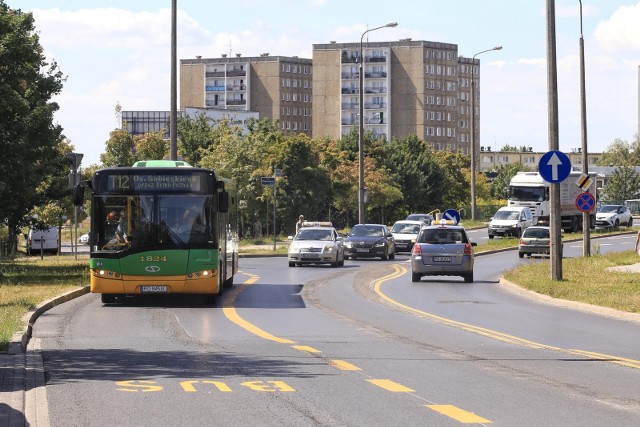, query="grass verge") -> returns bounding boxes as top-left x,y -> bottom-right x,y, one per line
0,257 -> 88,352
503,250 -> 640,314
